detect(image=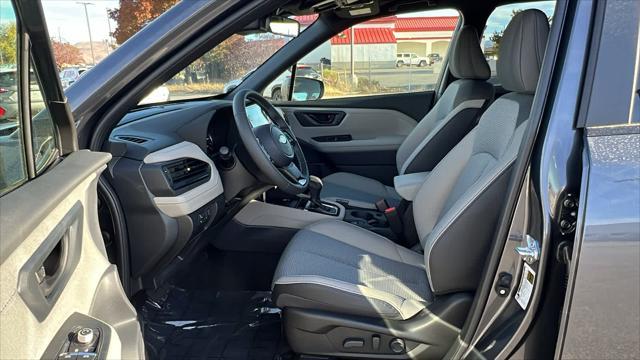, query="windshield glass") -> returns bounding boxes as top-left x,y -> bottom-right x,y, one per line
154,31 -> 300,104
39,0 -> 311,104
